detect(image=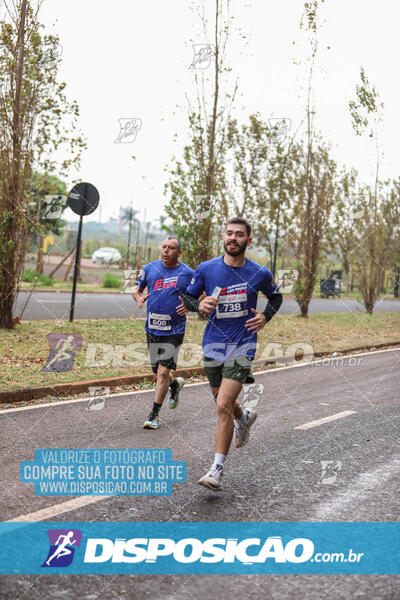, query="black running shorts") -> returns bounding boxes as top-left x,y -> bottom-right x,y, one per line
146,332 -> 184,374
